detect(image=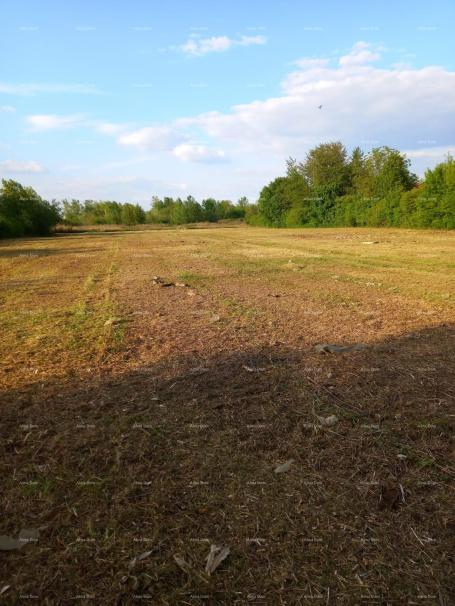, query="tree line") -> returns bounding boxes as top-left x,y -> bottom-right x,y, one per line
0,181 -> 249,238
62,195 -> 248,226
1,143 -> 454,238
0,179 -> 60,238
246,143 -> 455,229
